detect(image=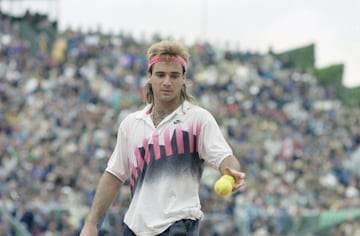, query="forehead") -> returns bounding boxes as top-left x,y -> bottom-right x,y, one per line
152,61 -> 183,73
